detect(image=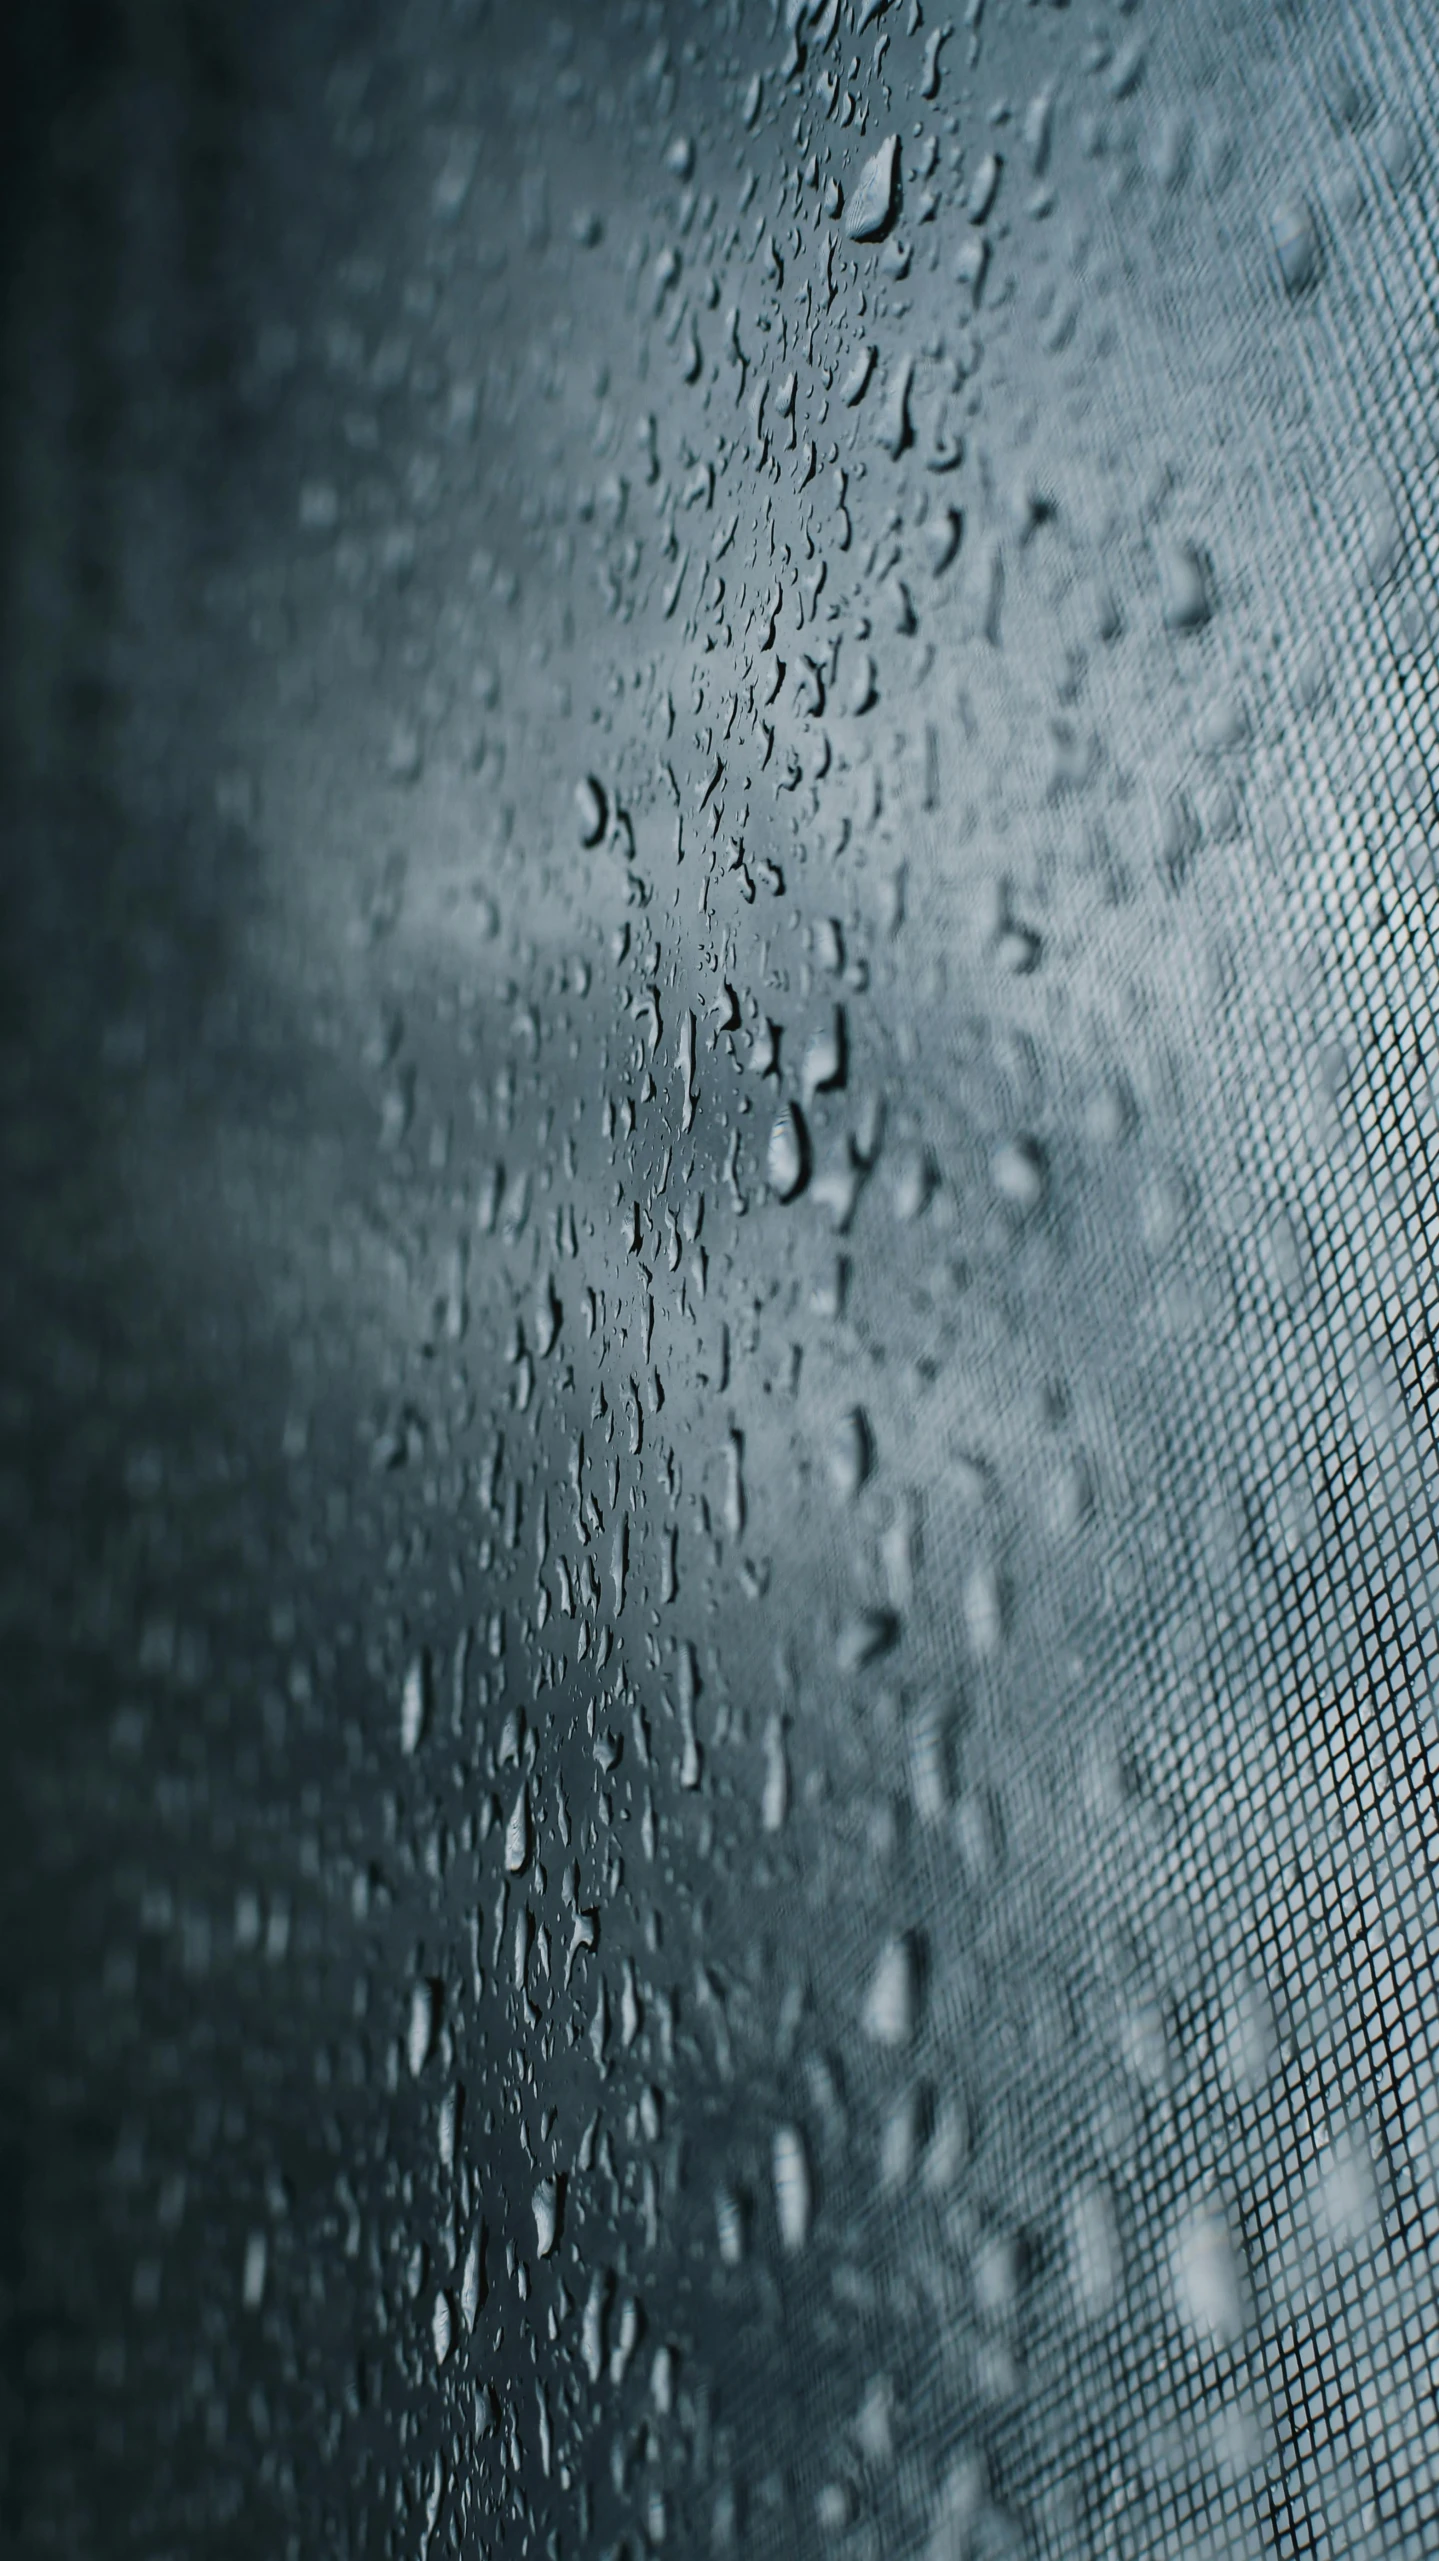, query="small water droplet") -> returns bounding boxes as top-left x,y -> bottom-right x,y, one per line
1271,194 -> 1321,294
460,2226 -> 485,2330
